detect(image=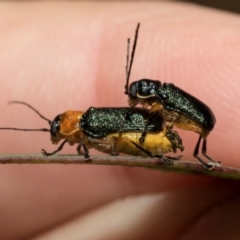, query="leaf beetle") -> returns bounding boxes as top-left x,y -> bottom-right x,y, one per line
0,101 -> 184,166
124,23 -> 220,169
